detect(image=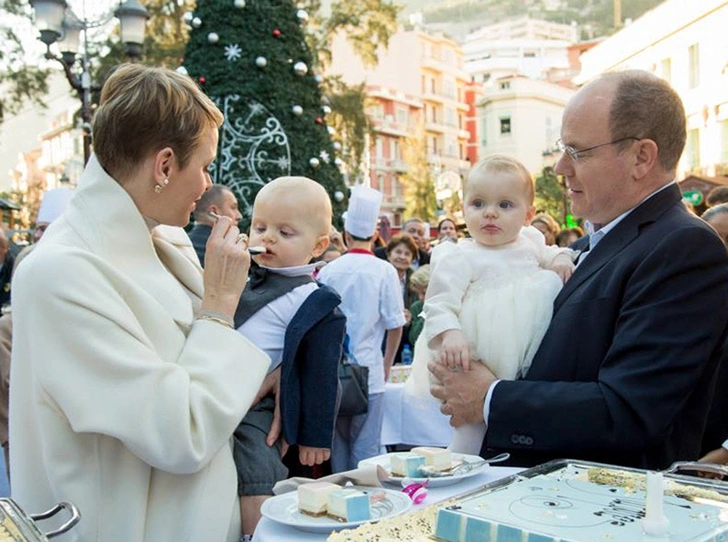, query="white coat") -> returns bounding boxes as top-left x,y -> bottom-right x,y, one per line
9,156 -> 269,541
